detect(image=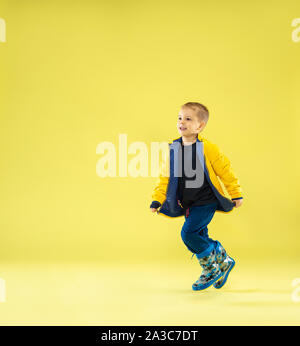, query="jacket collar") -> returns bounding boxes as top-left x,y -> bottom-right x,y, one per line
172,133 -> 203,143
